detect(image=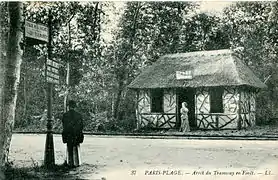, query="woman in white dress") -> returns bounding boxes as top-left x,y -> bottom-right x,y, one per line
180,102 -> 190,133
